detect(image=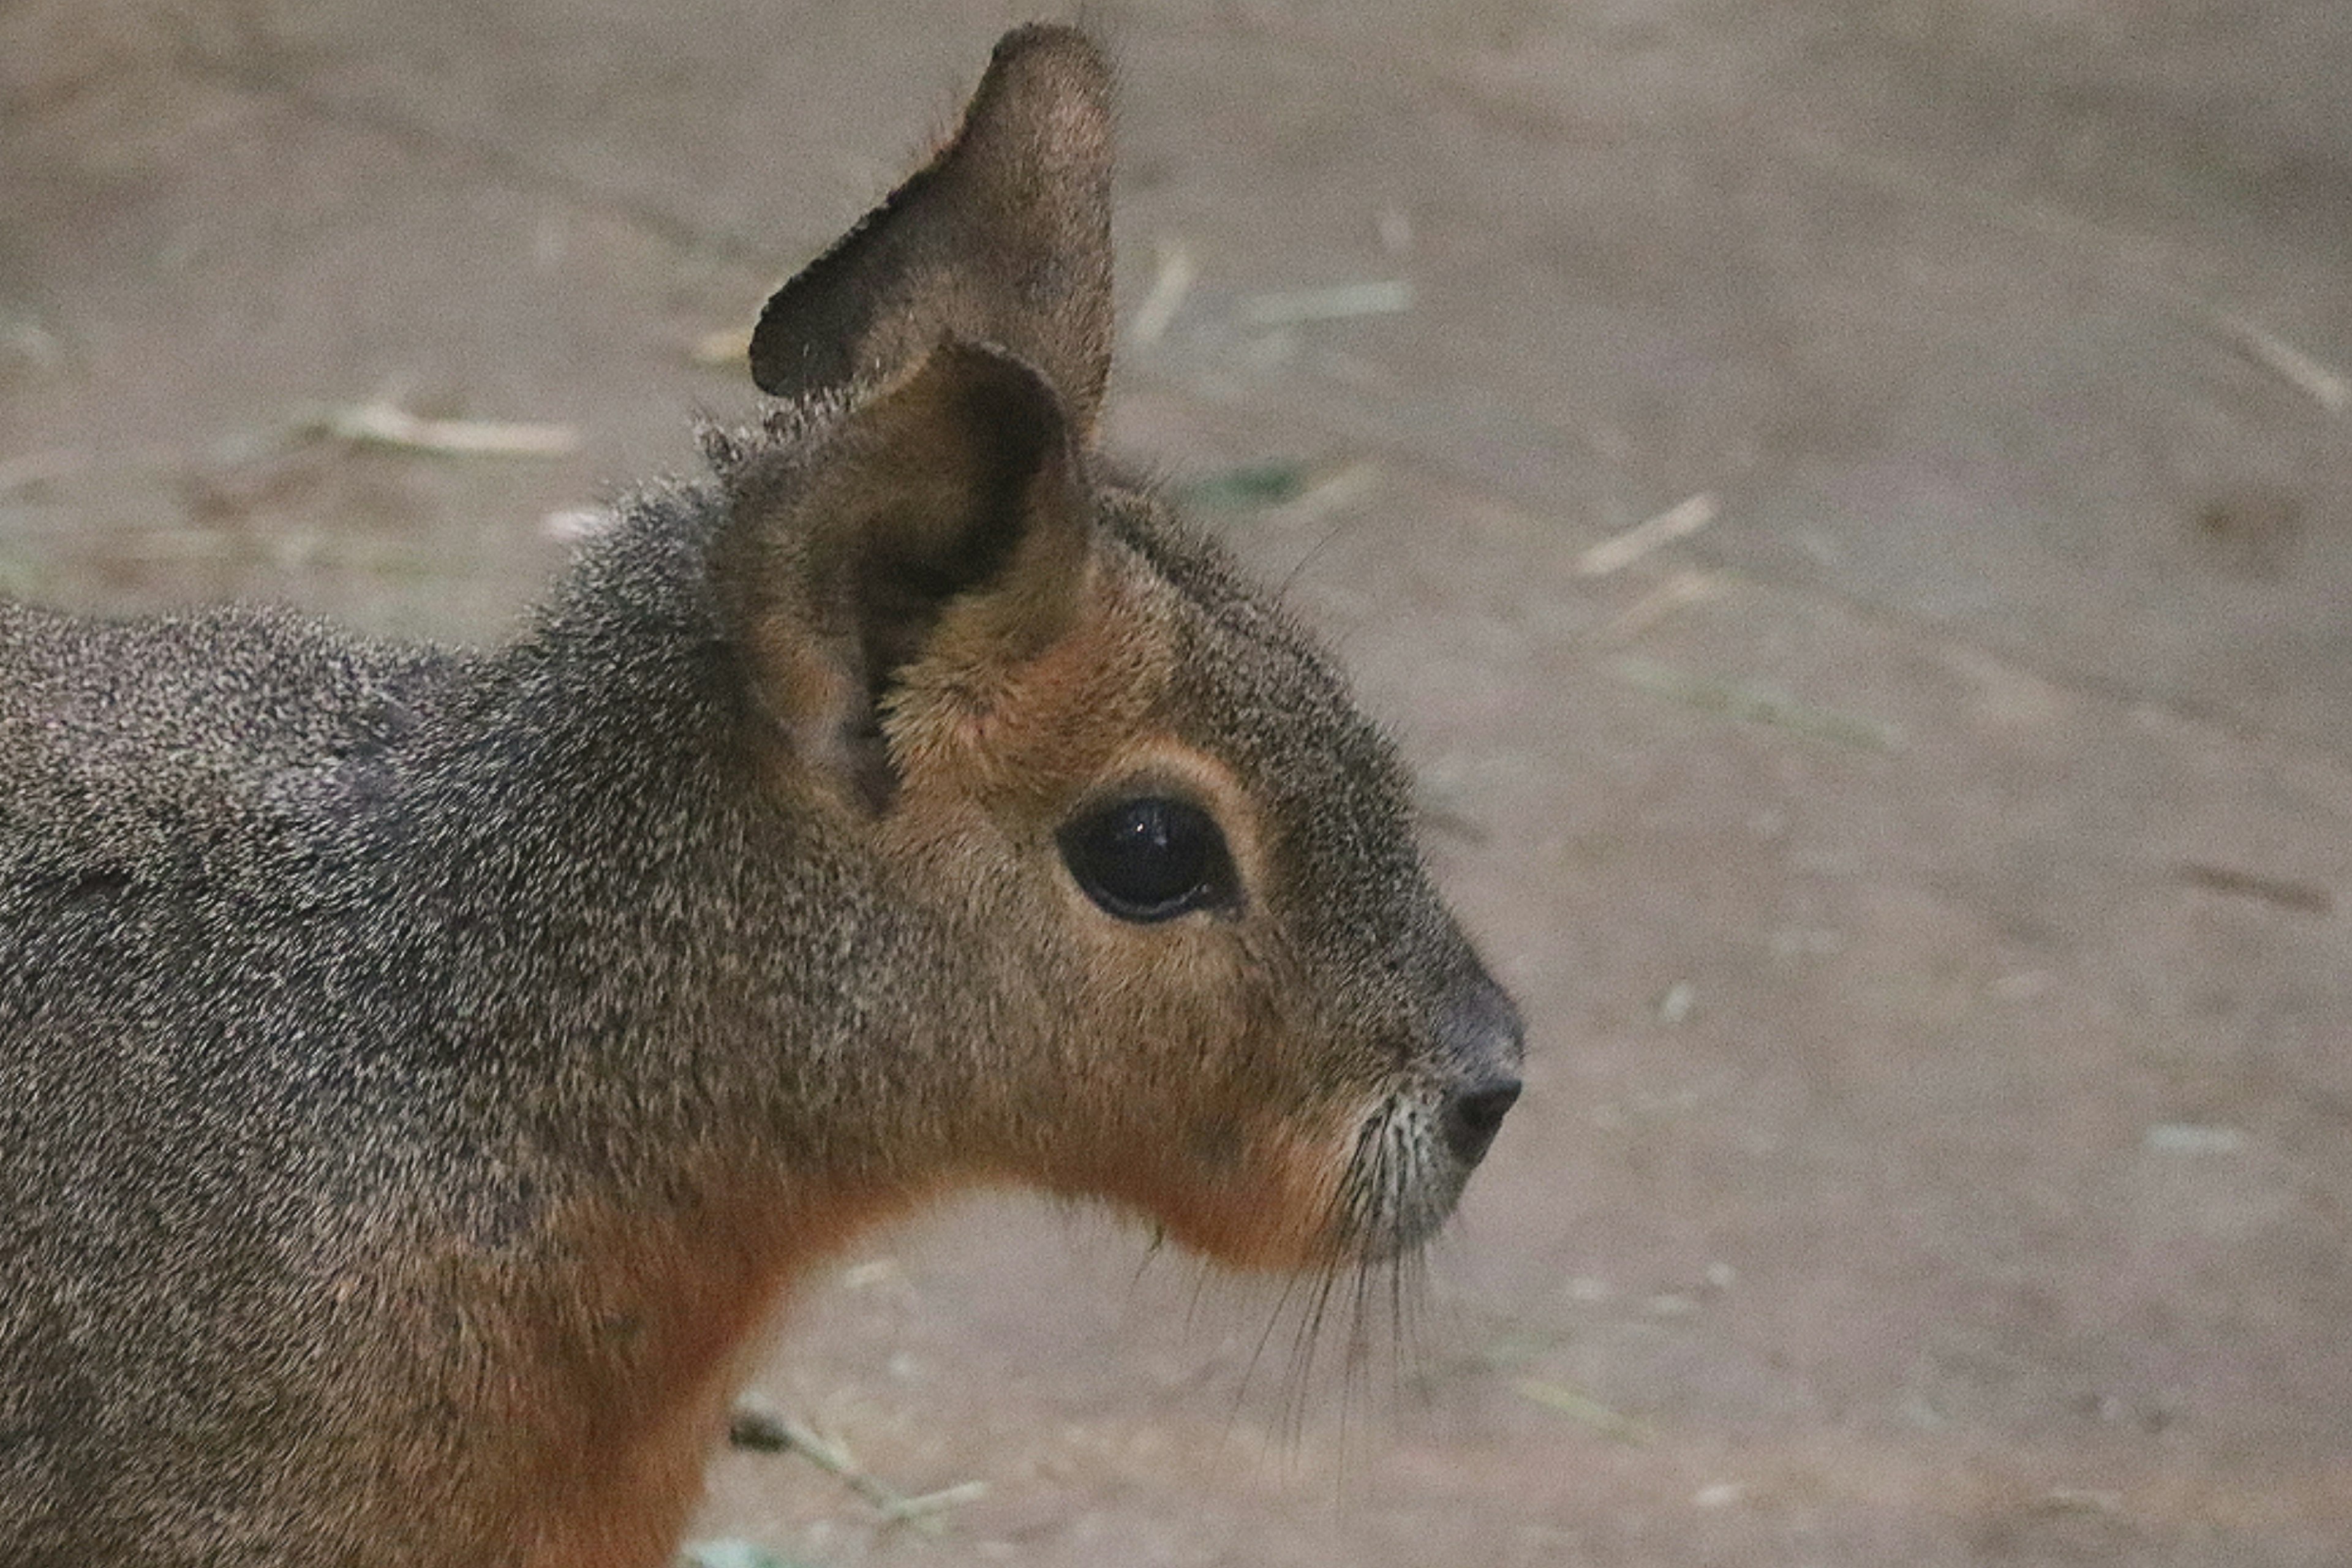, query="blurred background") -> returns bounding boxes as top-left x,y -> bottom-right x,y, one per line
5,2 -> 2348,1563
